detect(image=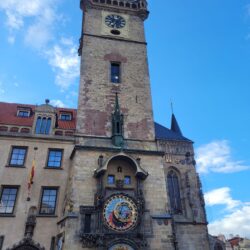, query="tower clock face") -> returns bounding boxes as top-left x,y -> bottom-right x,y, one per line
103,194 -> 138,232
105,15 -> 126,29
